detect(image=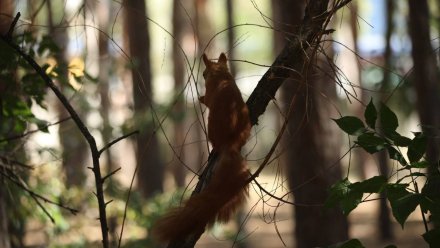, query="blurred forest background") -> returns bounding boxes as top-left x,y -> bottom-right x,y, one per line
0,0 -> 439,247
